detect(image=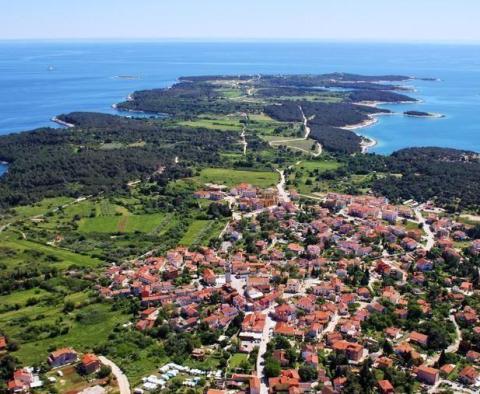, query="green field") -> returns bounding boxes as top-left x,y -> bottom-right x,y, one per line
0,233 -> 102,270
79,213 -> 166,234
217,87 -> 244,99
248,113 -> 276,122
288,159 -> 343,195
179,116 -> 243,132
14,197 -> 74,218
268,138 -> 318,154
194,168 -> 279,188
295,159 -> 341,172
0,288 -> 51,307
229,353 -> 249,369
179,219 -> 227,246
4,302 -> 129,366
